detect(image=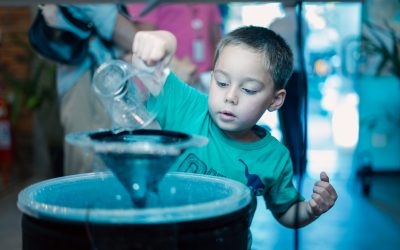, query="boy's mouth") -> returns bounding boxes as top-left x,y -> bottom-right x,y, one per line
219,111 -> 236,121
